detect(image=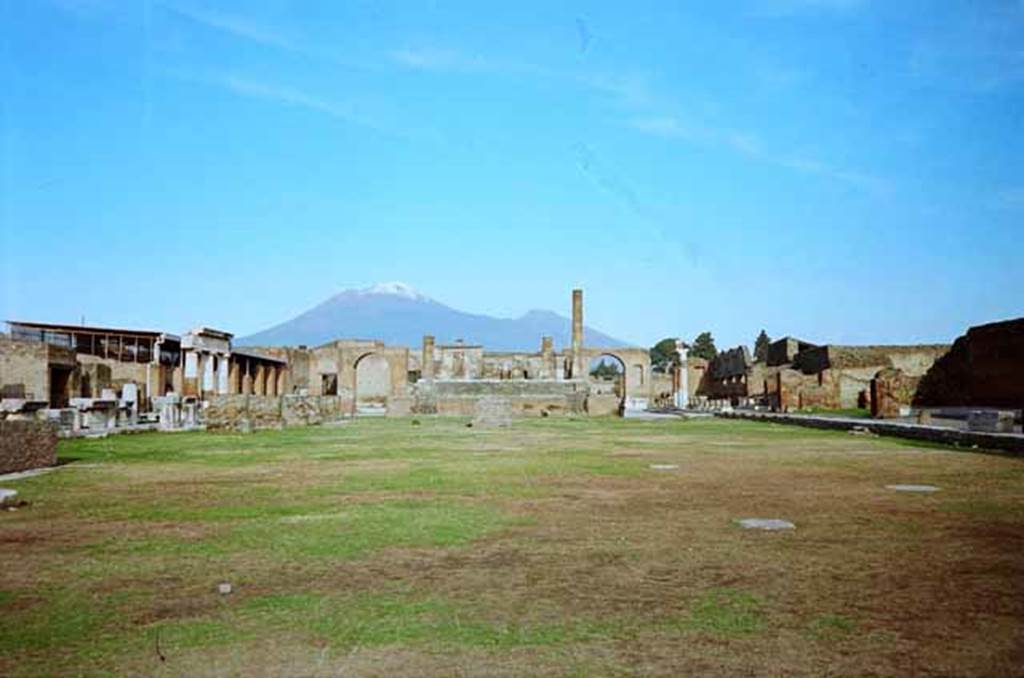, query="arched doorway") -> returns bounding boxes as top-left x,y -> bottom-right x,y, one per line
588,353 -> 626,416
354,353 -> 390,416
